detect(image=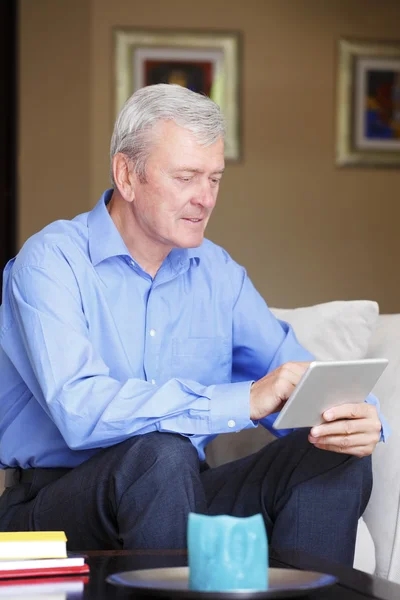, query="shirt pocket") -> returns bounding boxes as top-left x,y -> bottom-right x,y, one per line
171,337 -> 232,385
